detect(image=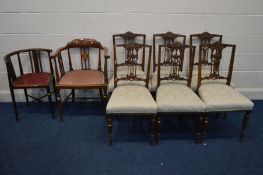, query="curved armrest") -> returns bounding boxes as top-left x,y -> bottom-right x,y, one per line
51,47 -> 64,58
